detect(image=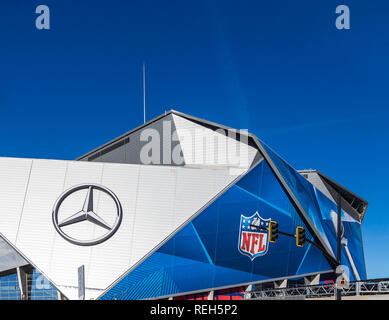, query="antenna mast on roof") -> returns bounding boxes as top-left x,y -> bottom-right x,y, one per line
143,62 -> 146,124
